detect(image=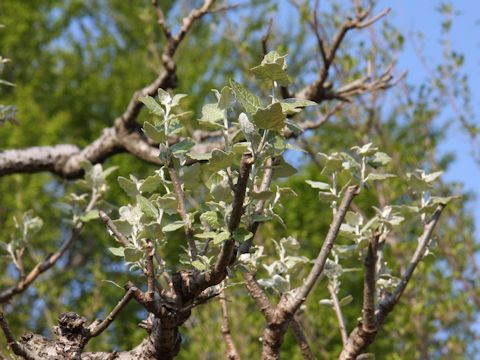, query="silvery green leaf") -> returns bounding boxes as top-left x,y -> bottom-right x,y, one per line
119,205 -> 142,225
143,122 -> 166,143
406,171 -> 432,191
171,93 -> 187,107
108,247 -> 125,257
422,170 -> 443,183
272,157 -> 297,178
351,143 -> 378,156
200,211 -> 219,228
162,221 -> 186,232
80,210 -> 99,222
158,143 -> 171,164
112,220 -> 132,238
367,173 -> 396,181
252,102 -> 286,132
368,152 -> 392,167
140,175 -> 162,193
318,191 -> 338,203
217,86 -> 232,110
272,274 -> 290,293
251,191 -> 274,200
238,112 -> 260,148
339,295 -> 354,306
156,193 -> 177,215
305,180 -> 330,191
232,228 -> 253,242
187,152 -> 212,161
199,103 -> 224,126
139,95 -> 165,117
124,248 -> 143,263
191,260 -> 208,271
208,150 -> 235,172
283,255 -> 309,269
230,79 -> 262,113
137,195 -> 158,219
318,153 -> 344,175
212,231 -> 230,245
319,299 -> 334,307
157,88 -> 172,105
285,119 -> 304,136
345,211 -> 363,226
171,138 -> 195,155
194,231 -> 217,239
118,176 -> 139,198
250,63 -> 291,86
279,98 -> 317,115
